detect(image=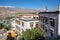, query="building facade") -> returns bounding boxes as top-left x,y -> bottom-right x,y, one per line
11,14 -> 39,34
38,11 -> 58,39
38,5 -> 60,40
